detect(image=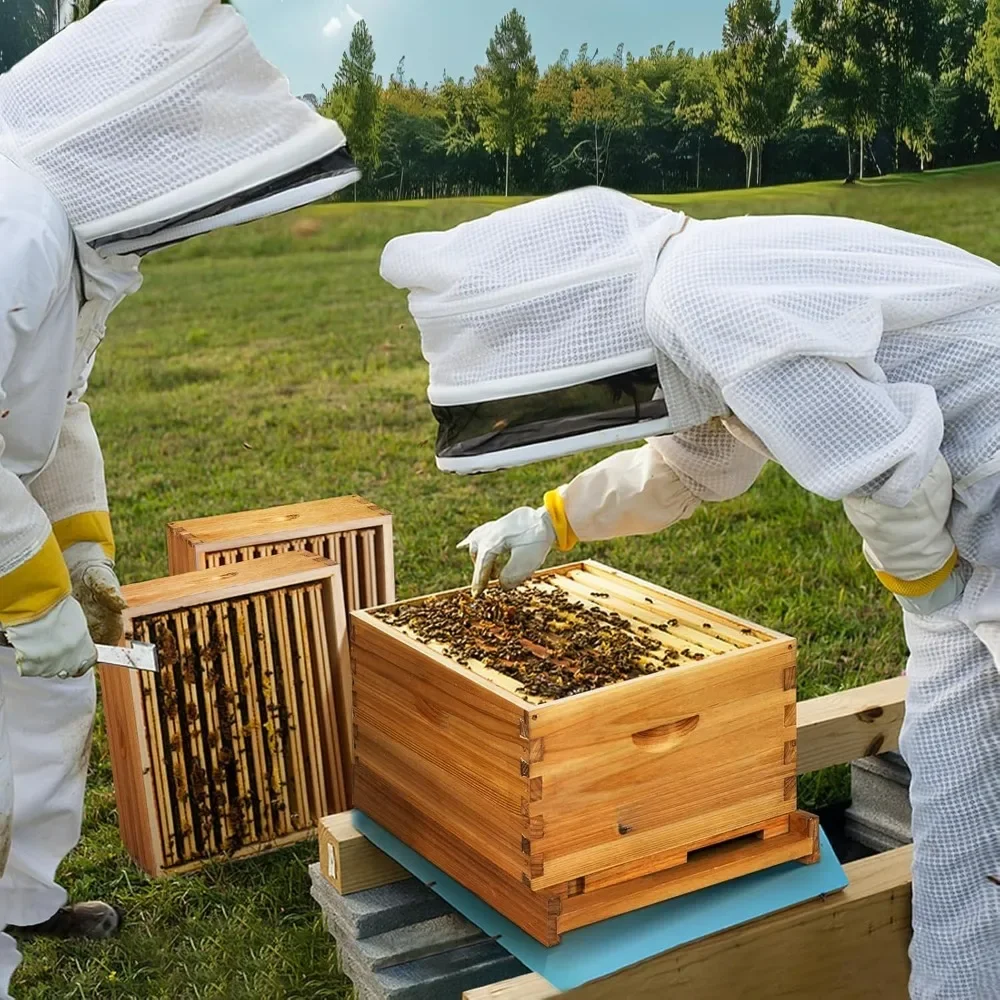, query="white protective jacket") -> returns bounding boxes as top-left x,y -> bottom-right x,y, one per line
0,0 -> 359,630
